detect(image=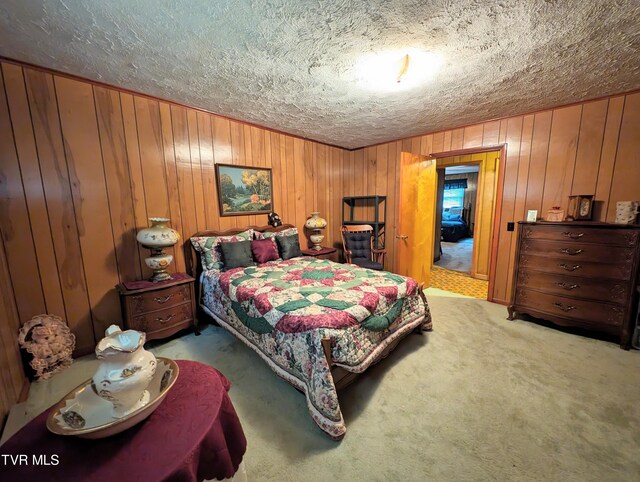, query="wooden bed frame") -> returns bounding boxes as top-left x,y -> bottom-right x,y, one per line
185,224 -> 431,391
